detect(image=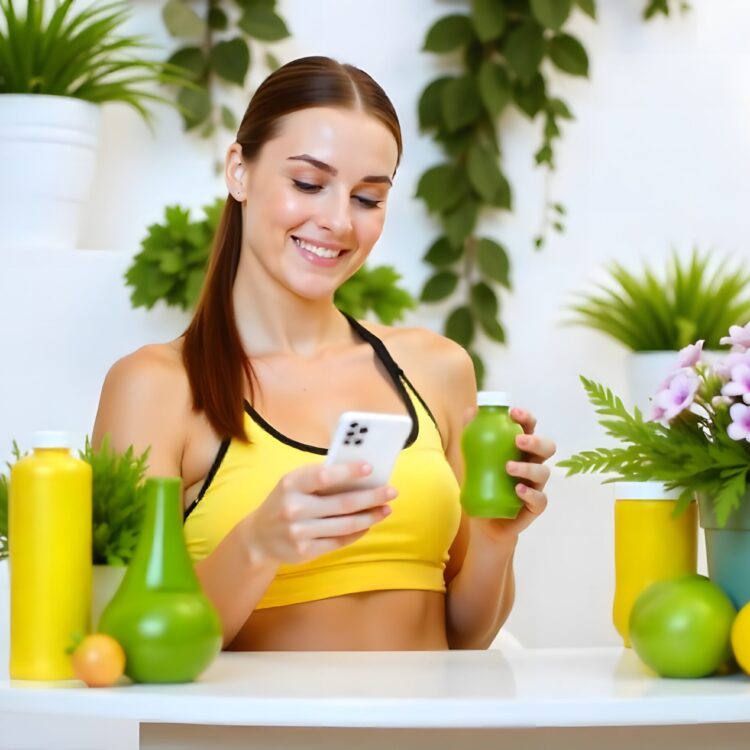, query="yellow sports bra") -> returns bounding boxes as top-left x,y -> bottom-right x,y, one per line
183,313 -> 462,609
